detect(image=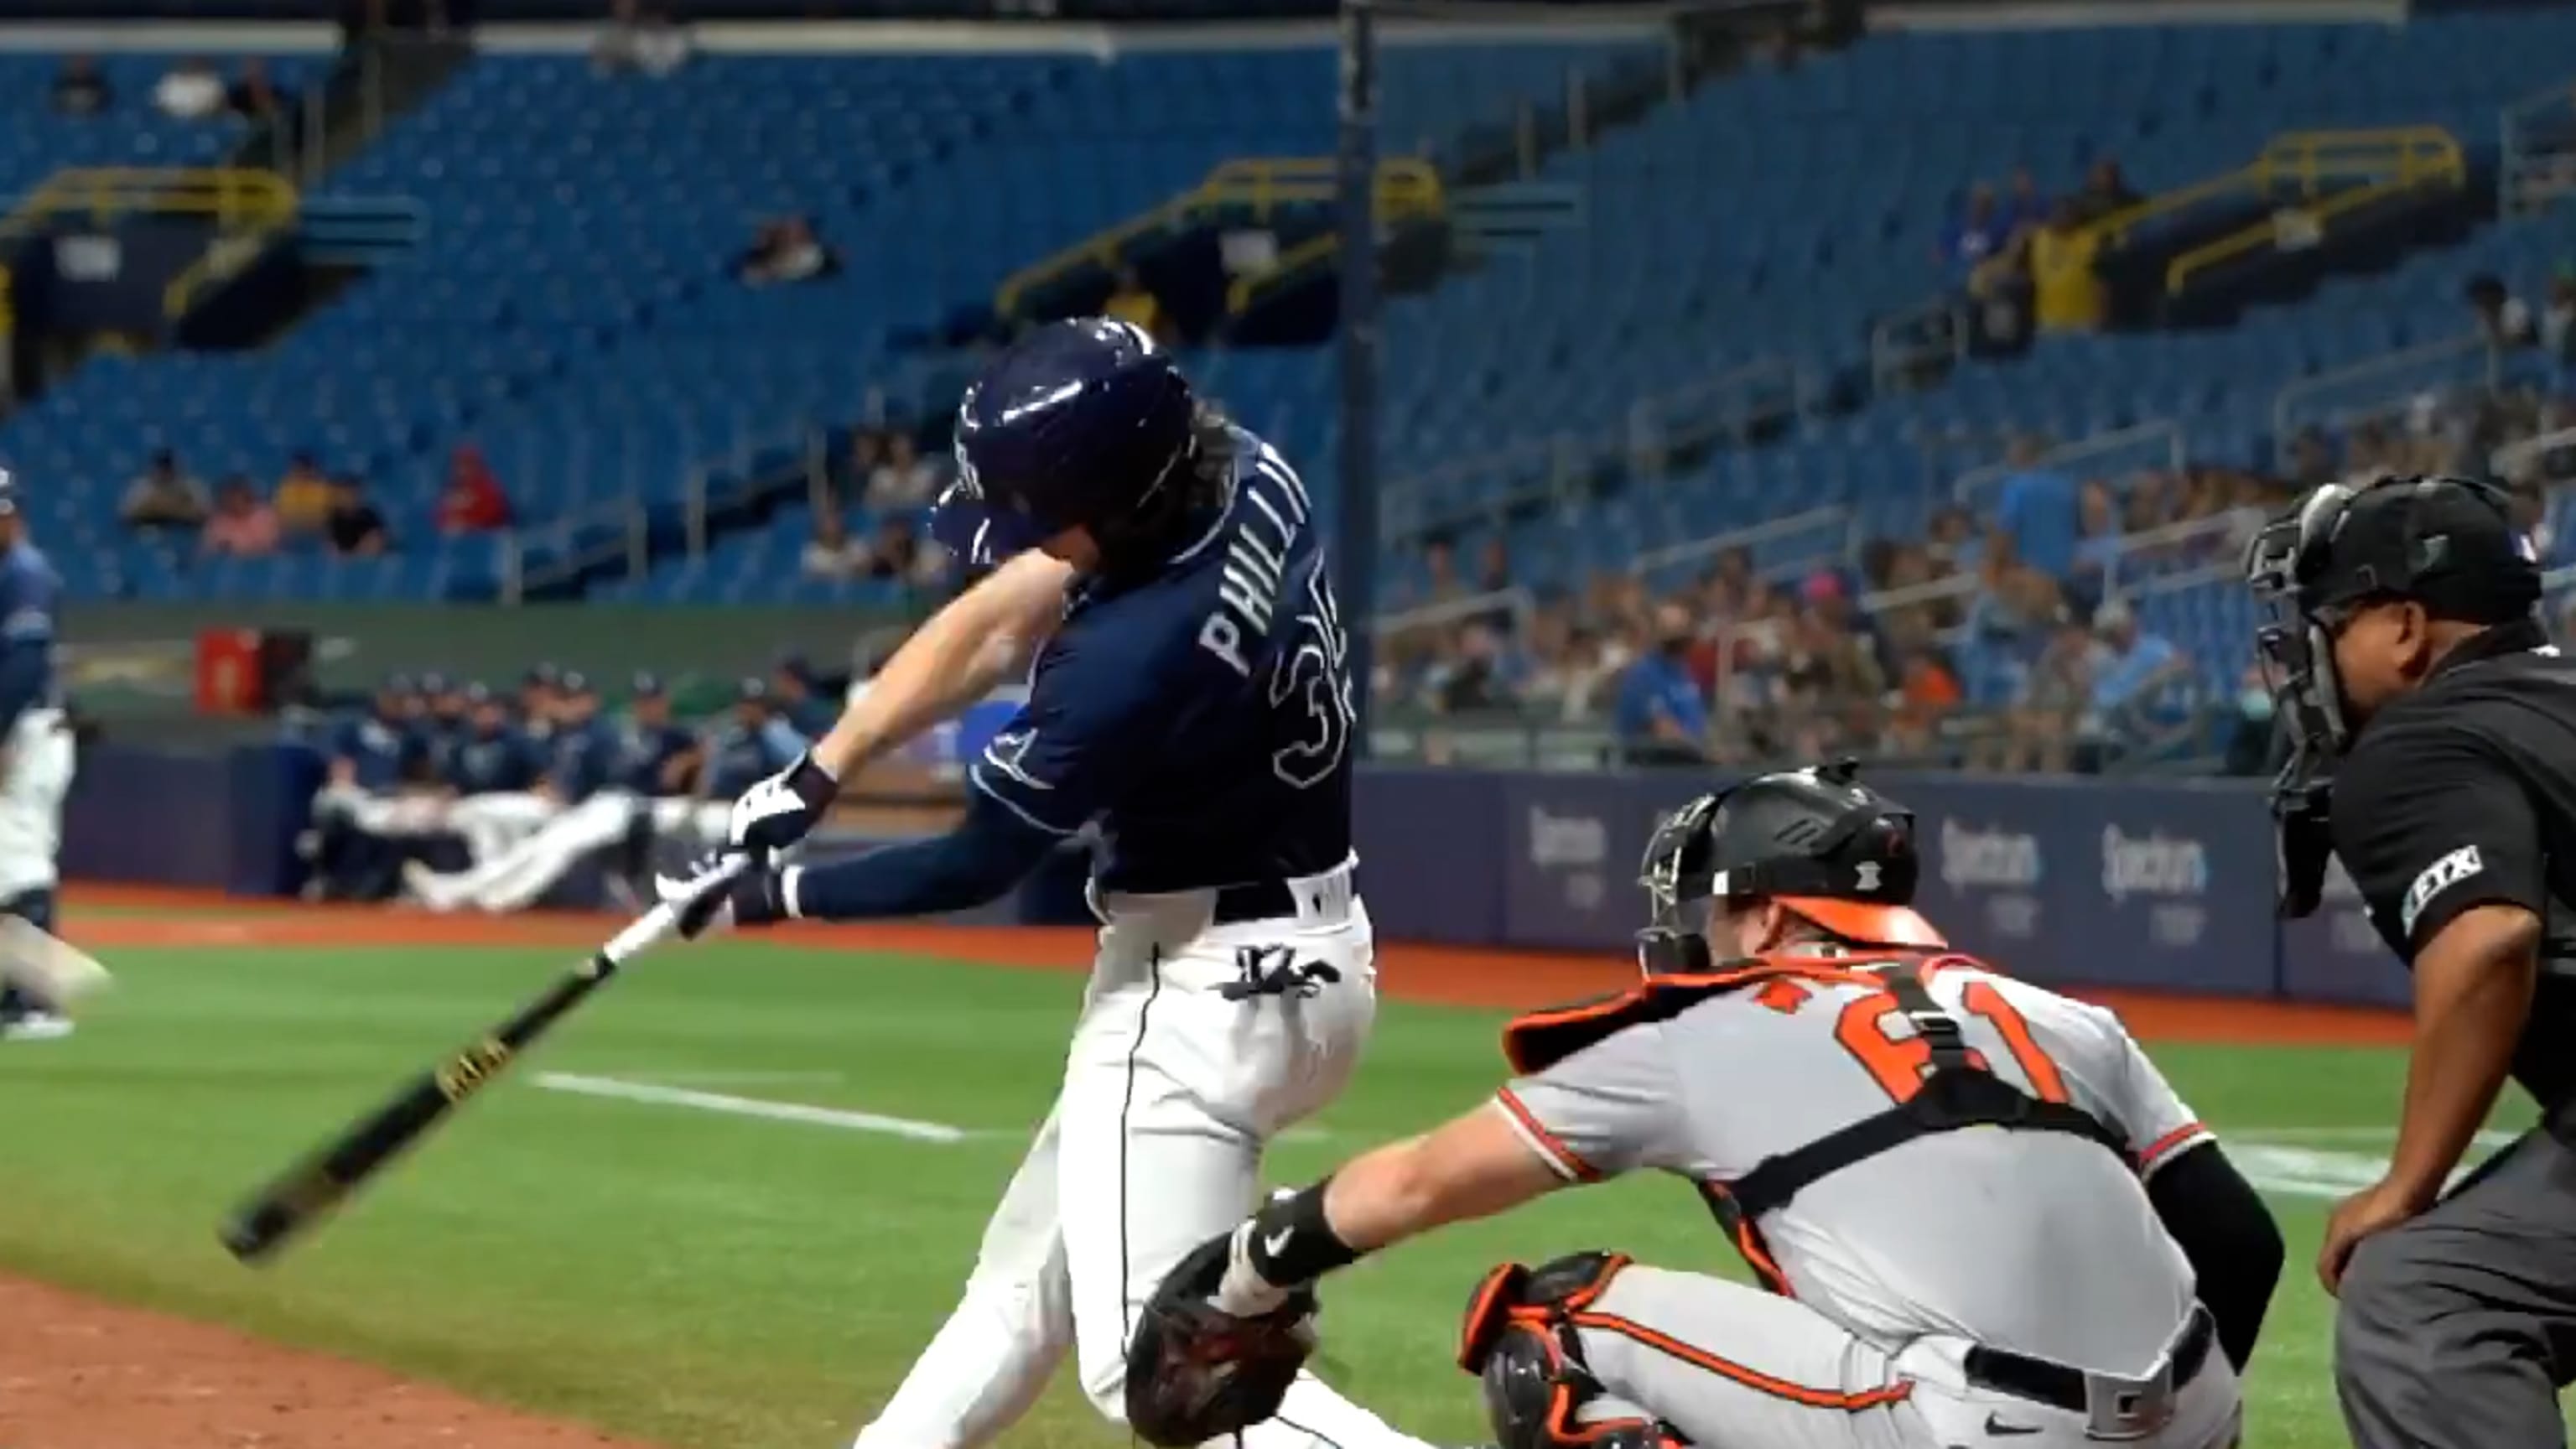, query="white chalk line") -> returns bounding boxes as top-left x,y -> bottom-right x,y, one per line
532,1072 -> 969,1143
2230,1128 -> 2526,1201
532,1070 -> 1342,1145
